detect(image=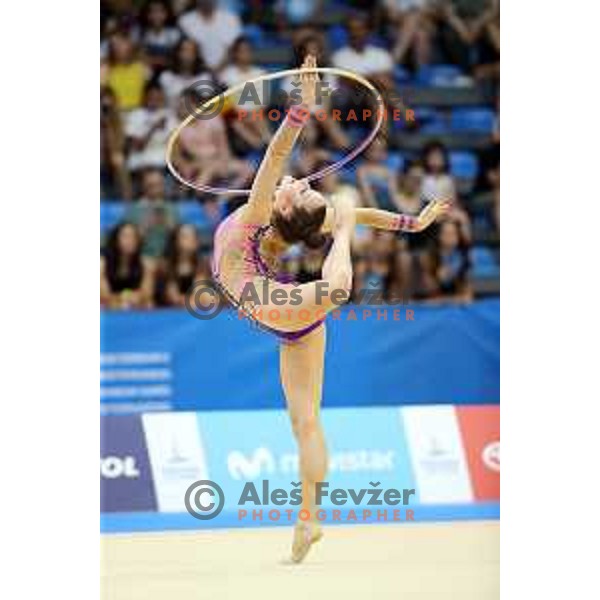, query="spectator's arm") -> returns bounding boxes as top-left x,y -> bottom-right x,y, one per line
139,257 -> 156,307
442,3 -> 477,44
165,278 -> 185,307
129,116 -> 167,151
356,166 -> 379,208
